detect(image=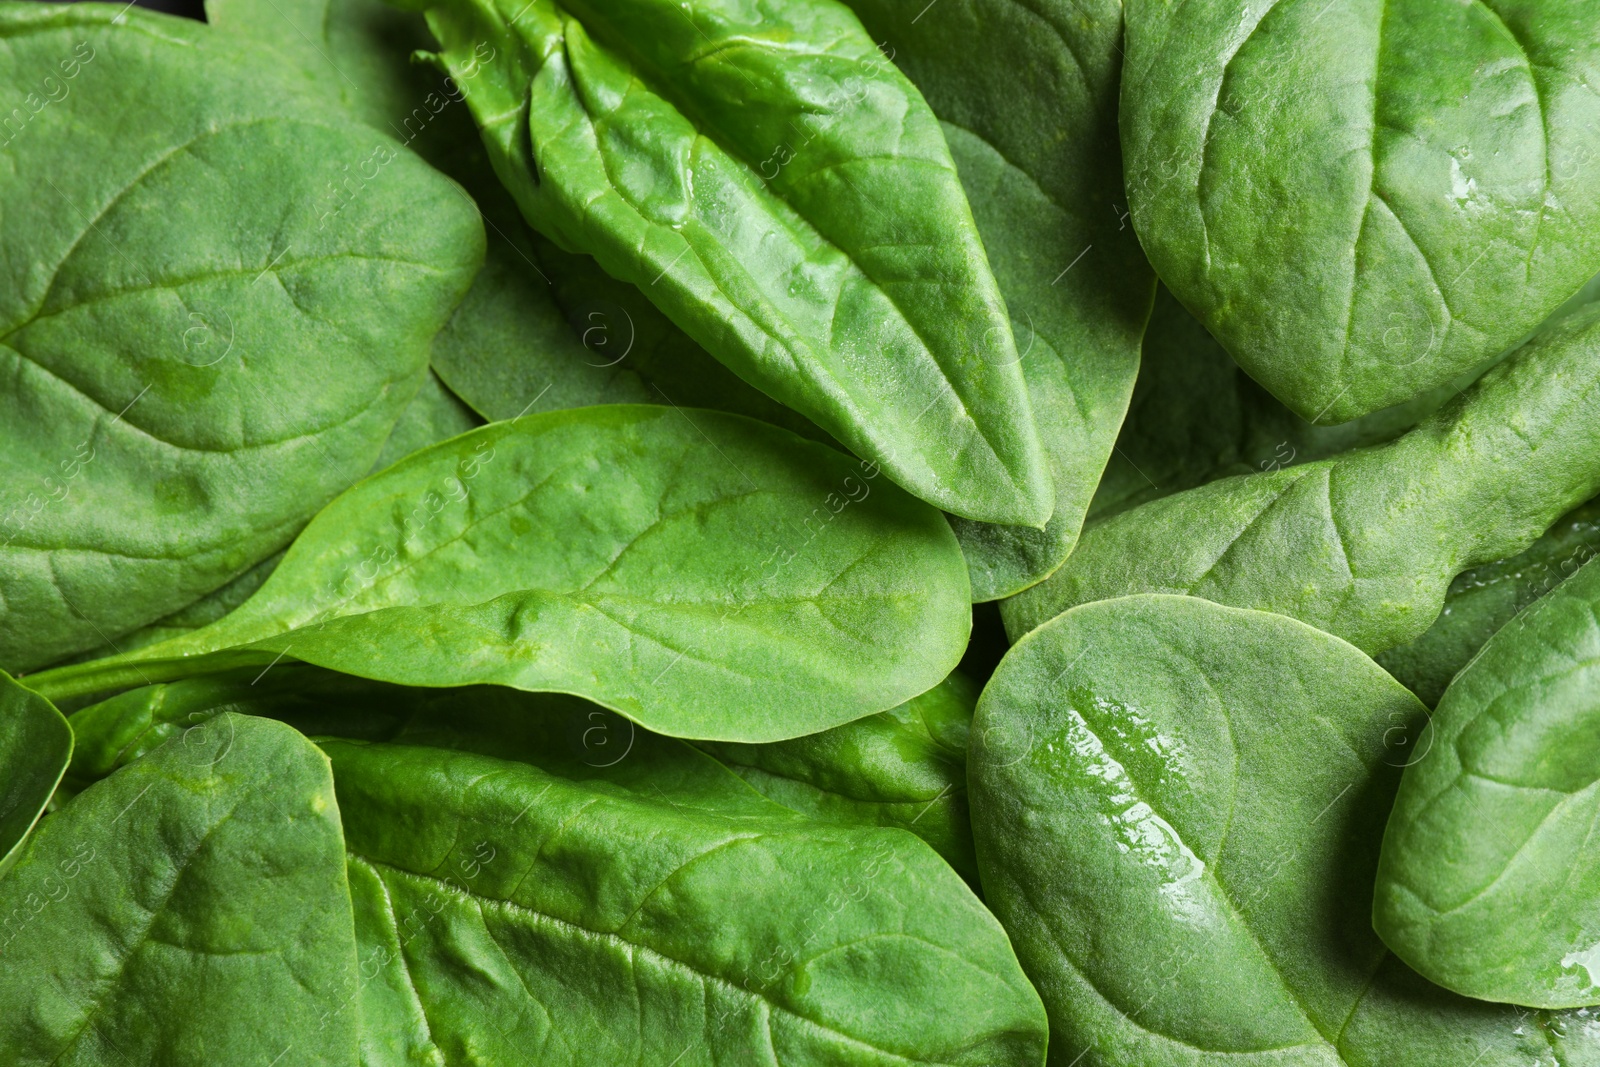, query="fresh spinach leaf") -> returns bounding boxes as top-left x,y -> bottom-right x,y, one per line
695,669 -> 980,884
412,0 -> 1054,526
0,712 -> 358,1065
843,0 -> 1155,598
367,369 -> 481,475
446,232 -> 832,442
1004,304 -> 1600,655
57,374 -> 478,669
211,0 -> 833,443
1091,286 -> 1449,523
1121,0 -> 1600,423
32,406 -> 971,741
1375,556 -> 1600,1008
0,672 -> 70,874
972,593 -> 1598,1066
1378,495 -> 1600,705
325,730 -> 1047,1065
0,3 -> 484,672
64,667 -> 1046,1063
